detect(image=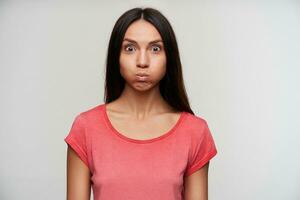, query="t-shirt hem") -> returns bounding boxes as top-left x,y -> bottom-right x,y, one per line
64,136 -> 90,170
184,148 -> 217,177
